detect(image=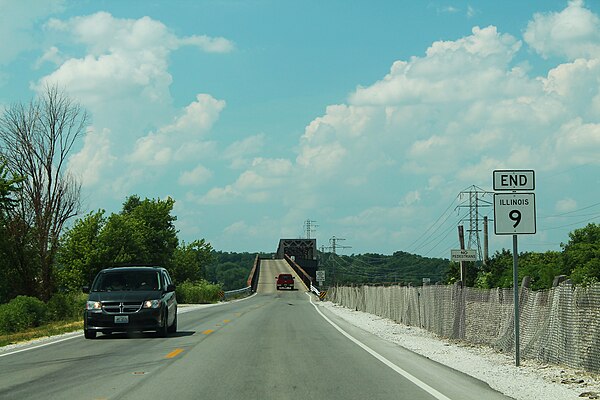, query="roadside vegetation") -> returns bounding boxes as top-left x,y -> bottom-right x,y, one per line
0,87 -> 225,344
321,222 -> 600,290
